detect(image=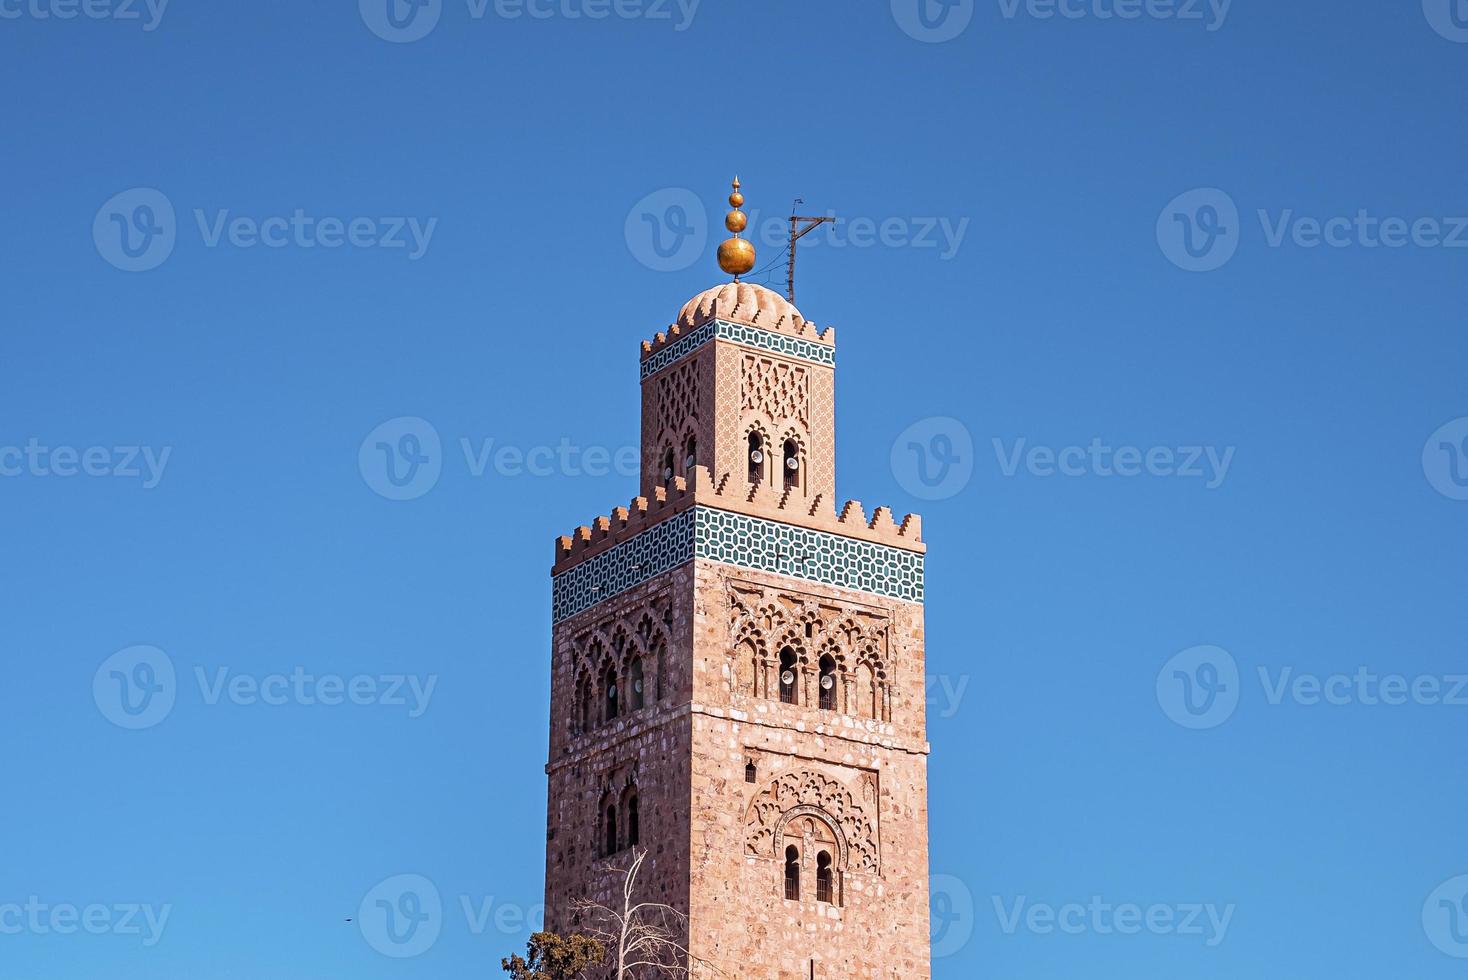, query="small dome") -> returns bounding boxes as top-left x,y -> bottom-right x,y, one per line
677,282 -> 804,332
